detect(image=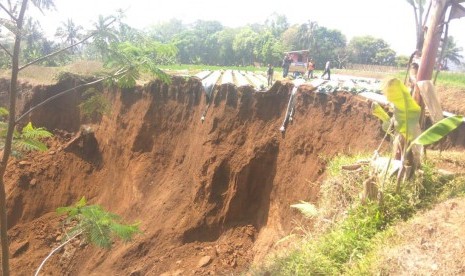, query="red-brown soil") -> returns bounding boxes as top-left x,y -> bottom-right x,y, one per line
2,77 -> 388,275
436,86 -> 465,116
430,86 -> 465,149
